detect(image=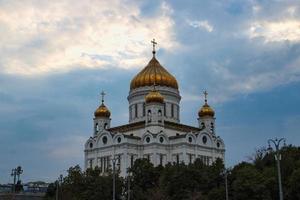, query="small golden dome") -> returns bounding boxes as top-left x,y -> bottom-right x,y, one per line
145,88 -> 164,104
198,91 -> 215,117
94,103 -> 111,118
130,56 -> 178,90
198,103 -> 215,117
